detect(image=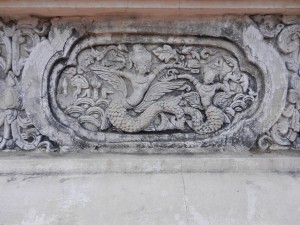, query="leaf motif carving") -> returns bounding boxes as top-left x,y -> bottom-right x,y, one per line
153,45 -> 177,63
288,89 -> 298,104
286,61 -> 299,72
0,112 -> 5,127
191,51 -> 201,60
181,46 -> 193,55
181,46 -> 201,60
